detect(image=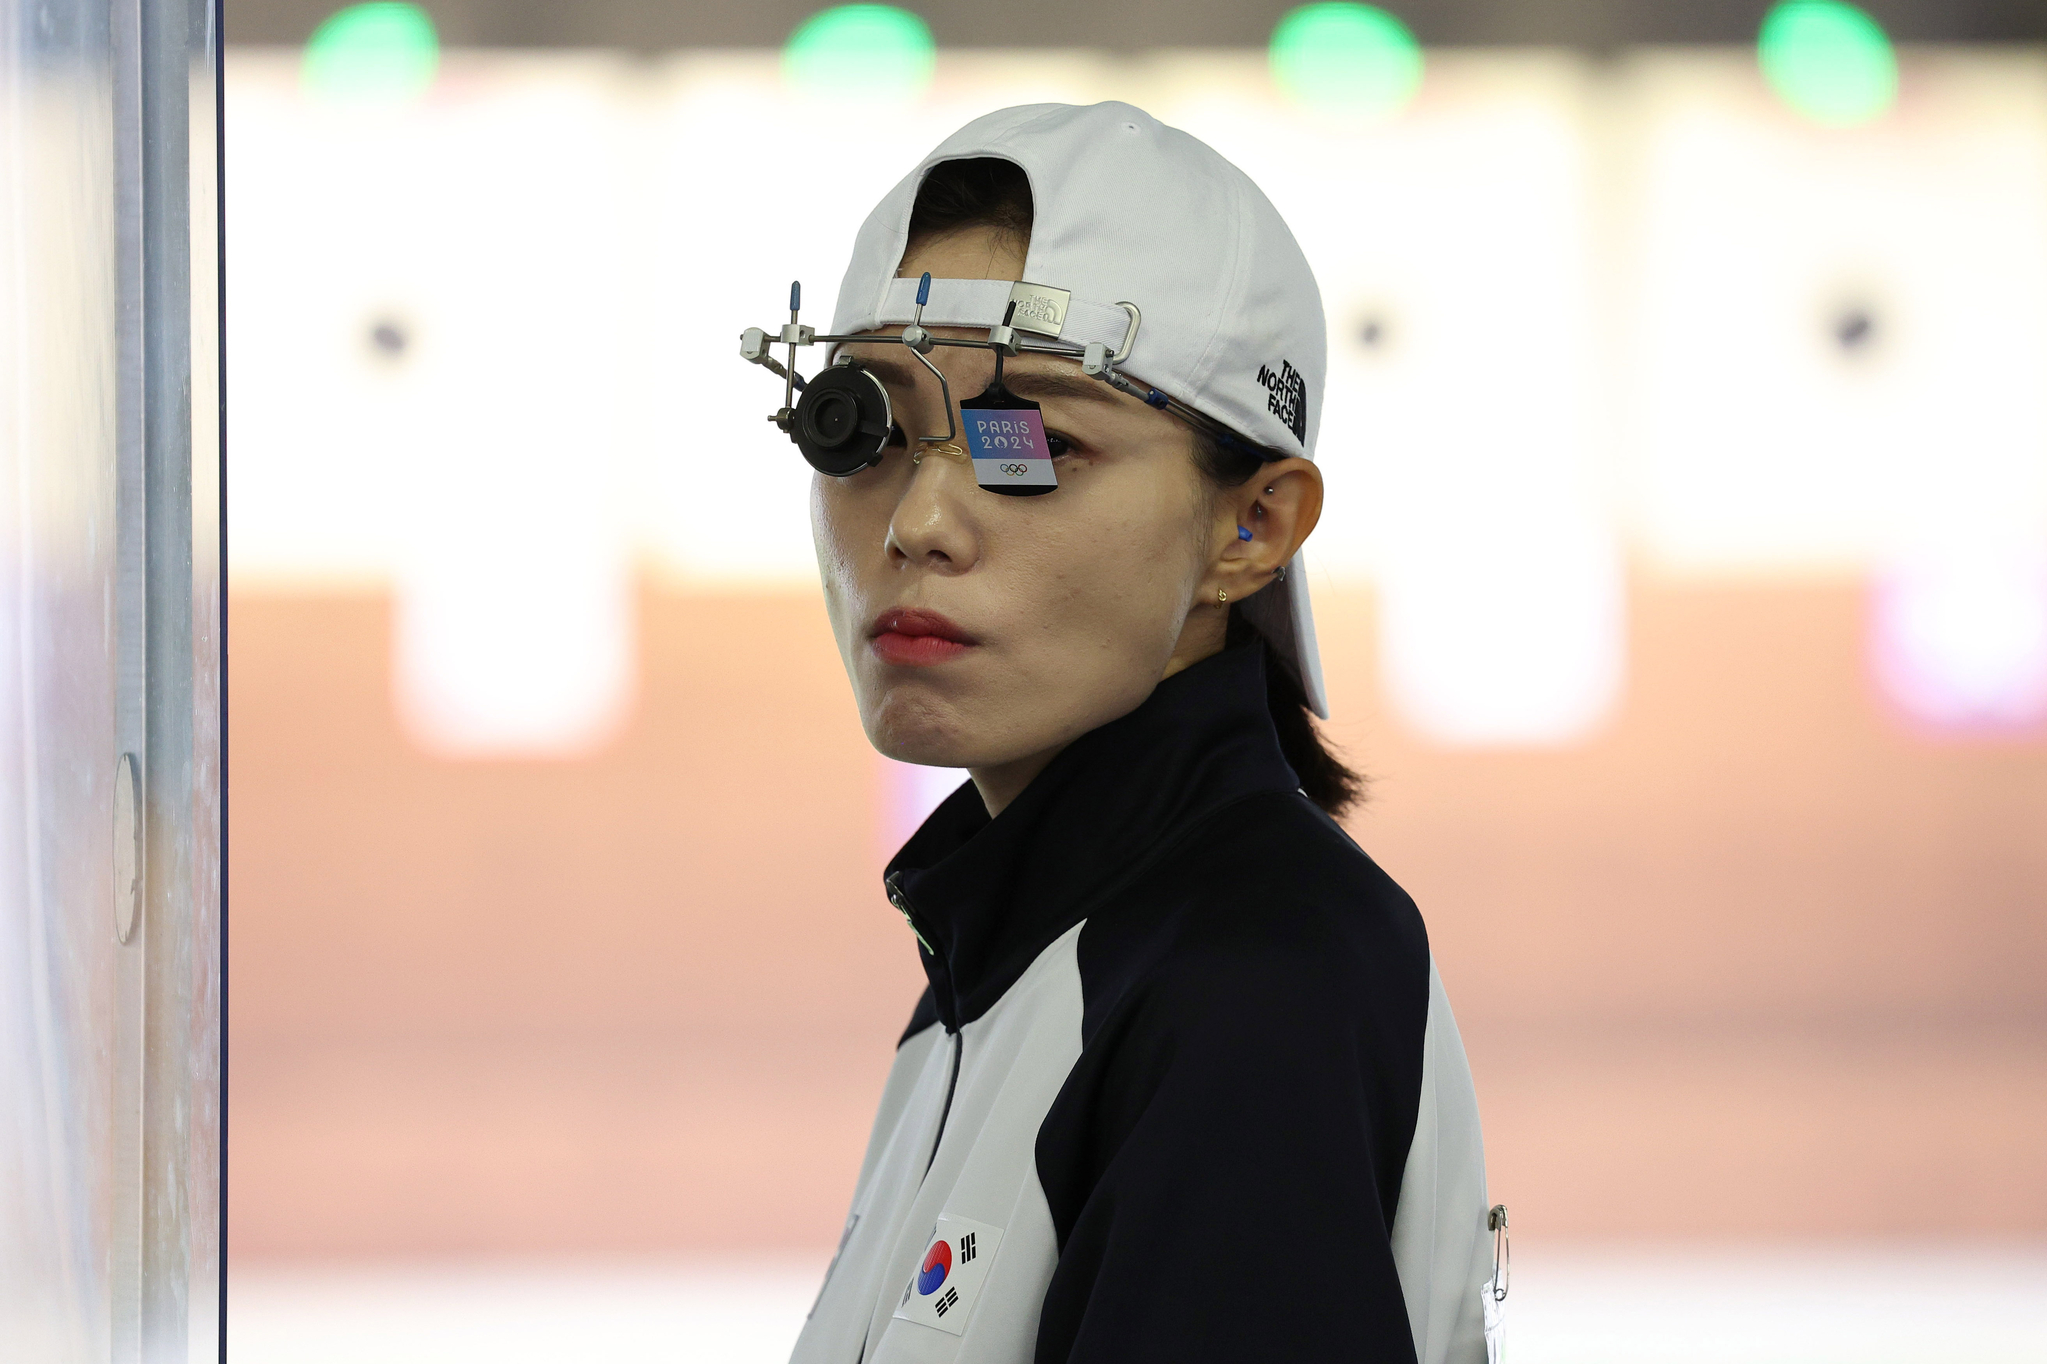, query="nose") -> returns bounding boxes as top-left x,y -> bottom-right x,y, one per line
885,444 -> 982,577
